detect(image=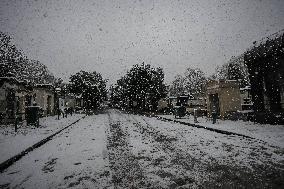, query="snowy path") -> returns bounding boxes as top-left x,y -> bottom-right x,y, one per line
159,114 -> 284,148
0,114 -> 85,163
112,110 -> 284,188
0,114 -> 112,189
0,109 -> 283,188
